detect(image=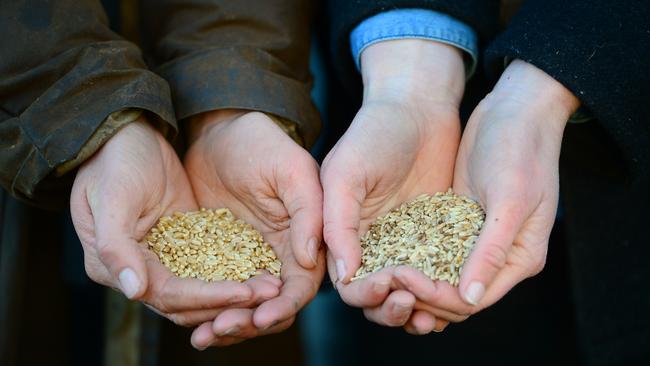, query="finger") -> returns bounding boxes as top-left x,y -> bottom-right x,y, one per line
434,319 -> 450,332
322,172 -> 364,284
404,310 -> 437,335
191,315 -> 295,349
258,316 -> 294,336
212,308 -> 256,337
252,272 -> 319,329
479,261 -> 532,309
336,268 -> 394,308
91,193 -> 149,300
243,273 -> 282,305
147,259 -> 253,313
280,159 -> 323,269
412,300 -> 469,323
458,204 -> 523,306
363,290 -> 415,327
254,270 -> 283,288
393,266 -> 474,316
212,317 -> 295,347
326,250 -> 338,285
191,321 -> 218,350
